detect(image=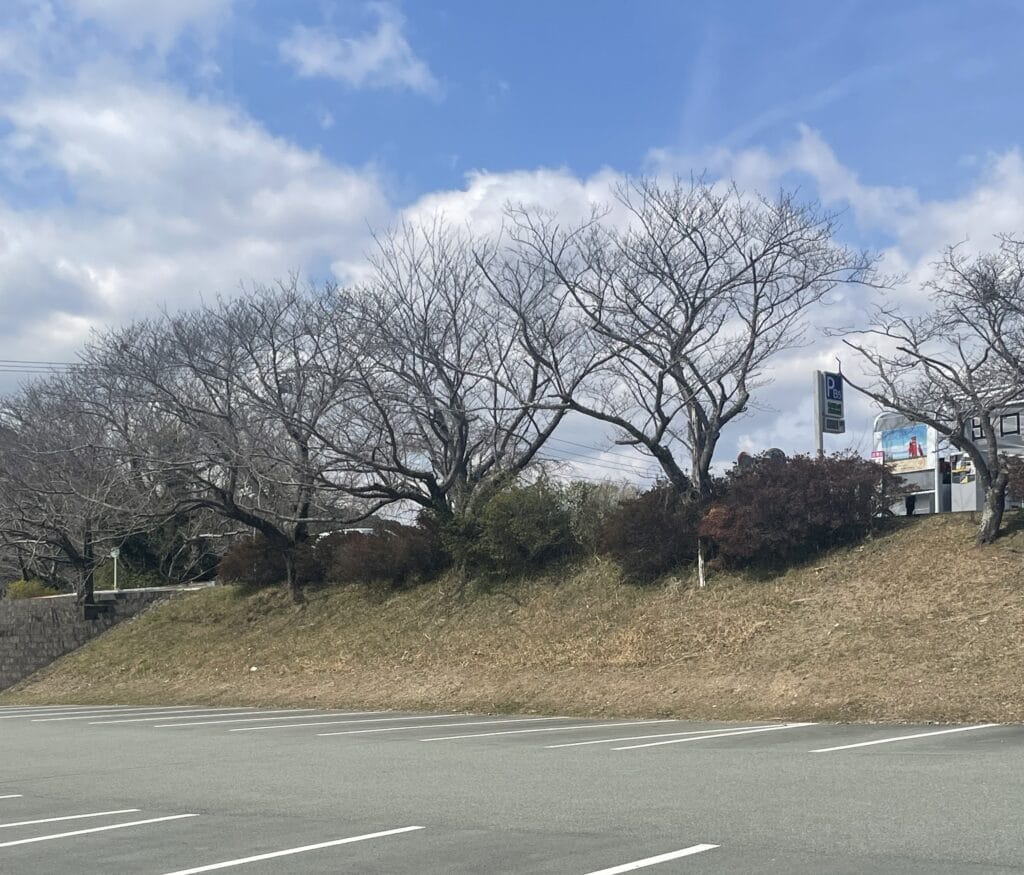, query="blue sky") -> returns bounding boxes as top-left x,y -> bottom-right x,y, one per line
3,0 -> 1024,475
203,0 -> 1024,200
